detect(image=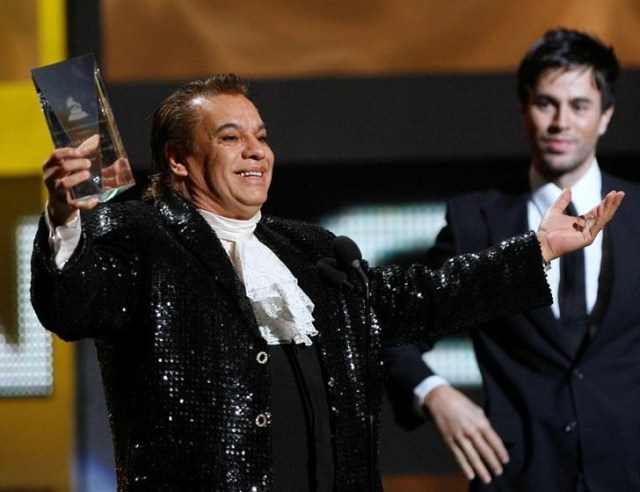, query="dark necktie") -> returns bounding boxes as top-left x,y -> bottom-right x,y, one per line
558,202 -> 588,354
